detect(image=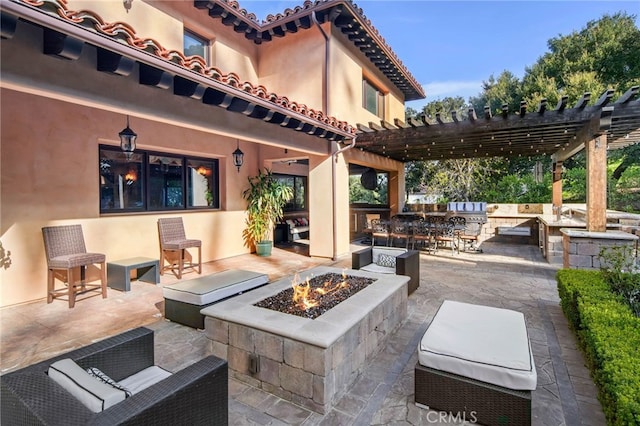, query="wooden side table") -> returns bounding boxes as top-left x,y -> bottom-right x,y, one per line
107,257 -> 160,292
